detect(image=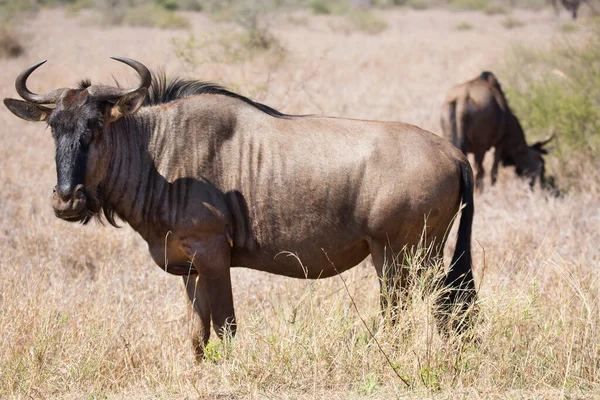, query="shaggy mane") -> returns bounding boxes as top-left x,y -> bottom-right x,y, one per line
145,71 -> 290,118
79,71 -> 291,118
